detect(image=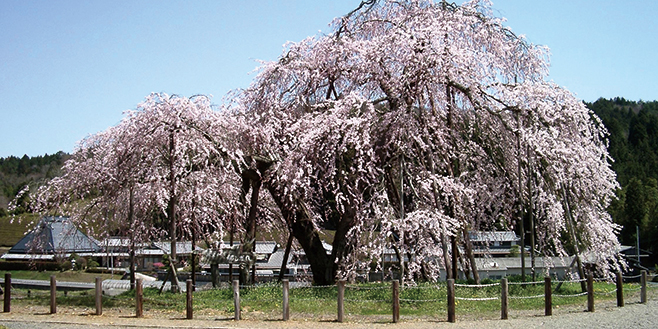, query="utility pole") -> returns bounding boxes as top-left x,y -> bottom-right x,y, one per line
636,225 -> 641,264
